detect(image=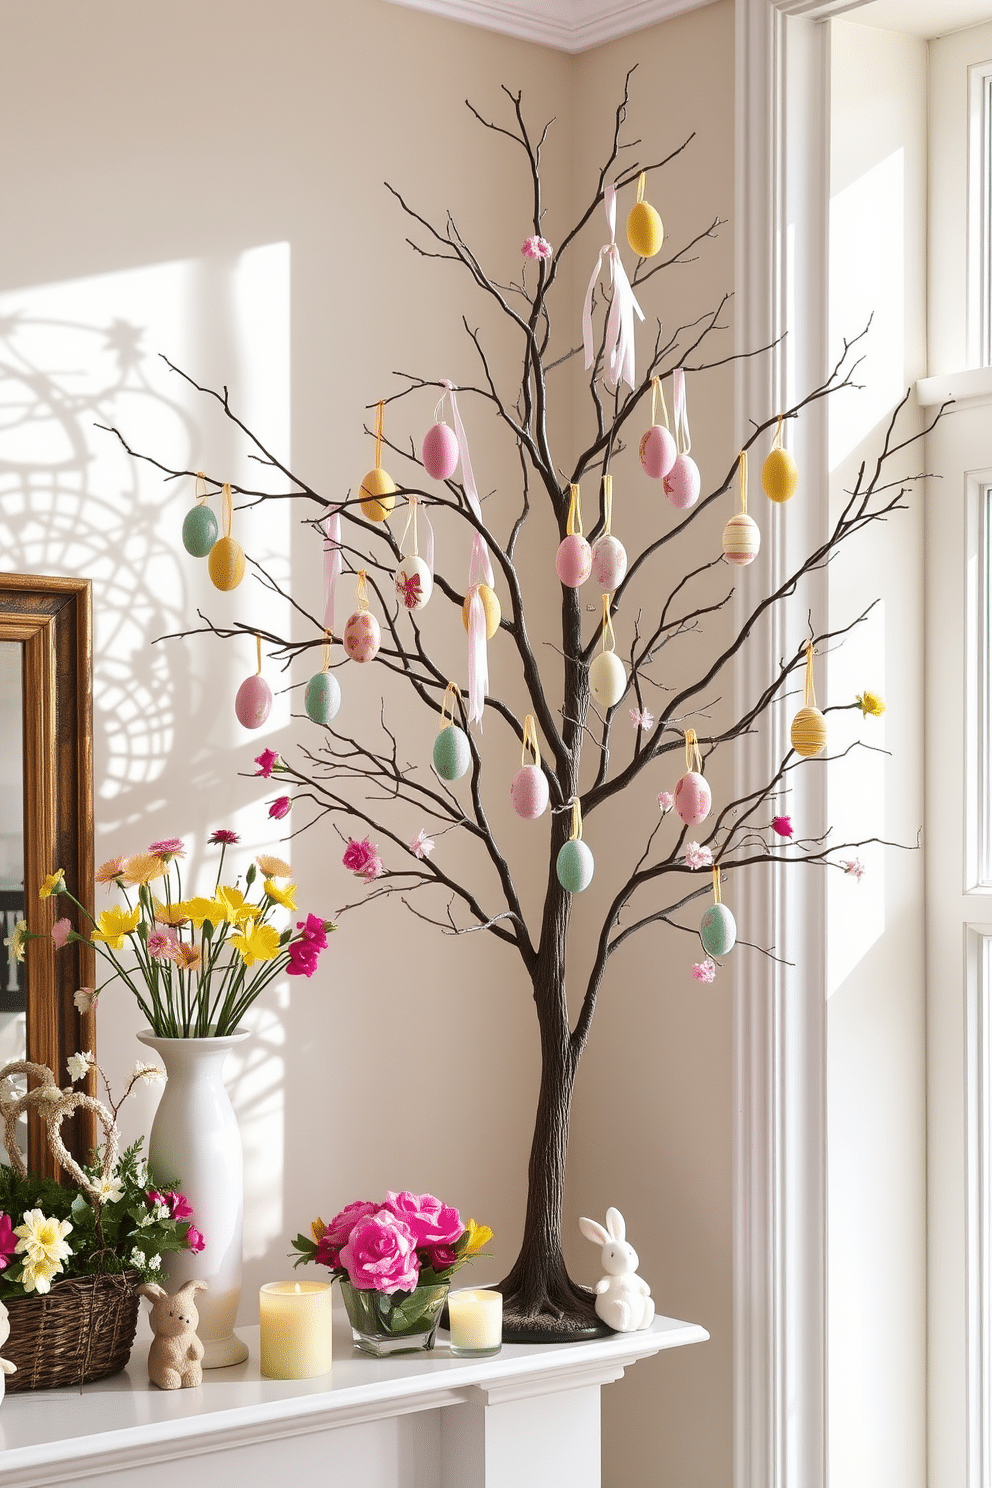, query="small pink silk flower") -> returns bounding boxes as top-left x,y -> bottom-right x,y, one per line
410,829 -> 435,859
630,708 -> 655,730
841,857 -> 865,882
50,918 -> 71,950
658,791 -> 674,814
268,796 -> 292,821
683,842 -> 713,870
343,836 -> 382,883
772,816 -> 793,838
521,236 -> 552,260
209,828 -> 240,845
255,748 -> 282,778
692,958 -> 717,983
148,838 -> 185,859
